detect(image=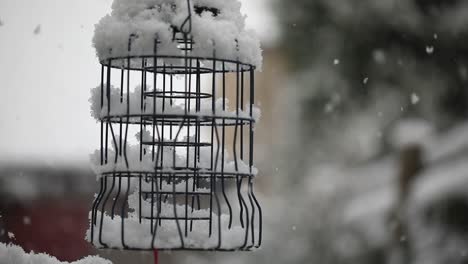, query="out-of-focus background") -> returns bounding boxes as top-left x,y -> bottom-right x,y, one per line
2,0 -> 468,263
